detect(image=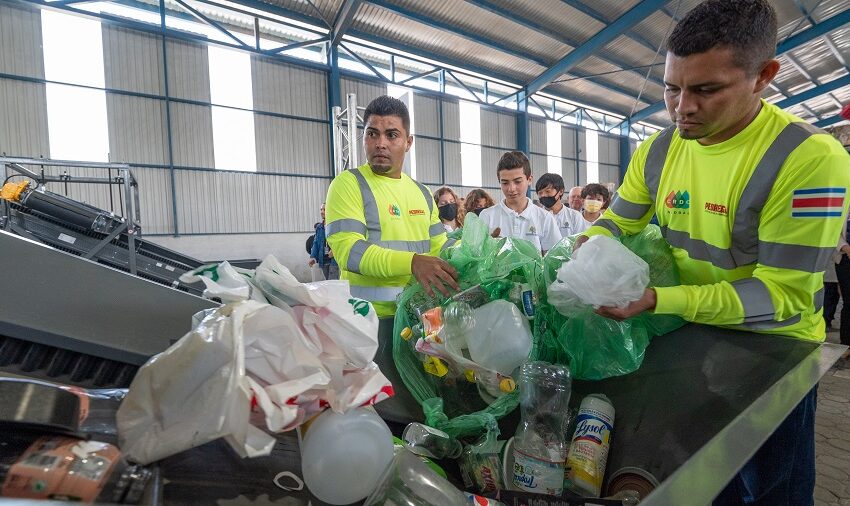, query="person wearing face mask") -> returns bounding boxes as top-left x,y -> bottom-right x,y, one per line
325,96 -> 460,316
478,151 -> 561,255
535,173 -> 582,237
577,183 -> 610,233
463,188 -> 496,217
433,187 -> 464,233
